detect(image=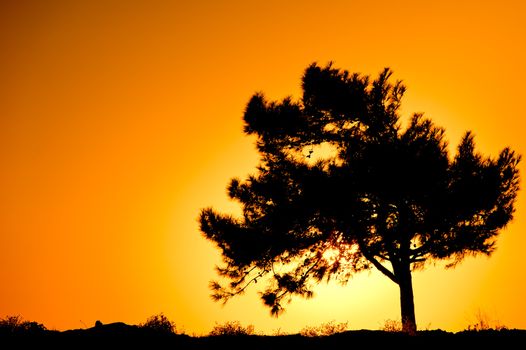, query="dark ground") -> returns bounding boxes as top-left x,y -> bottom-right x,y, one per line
1,322 -> 526,348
